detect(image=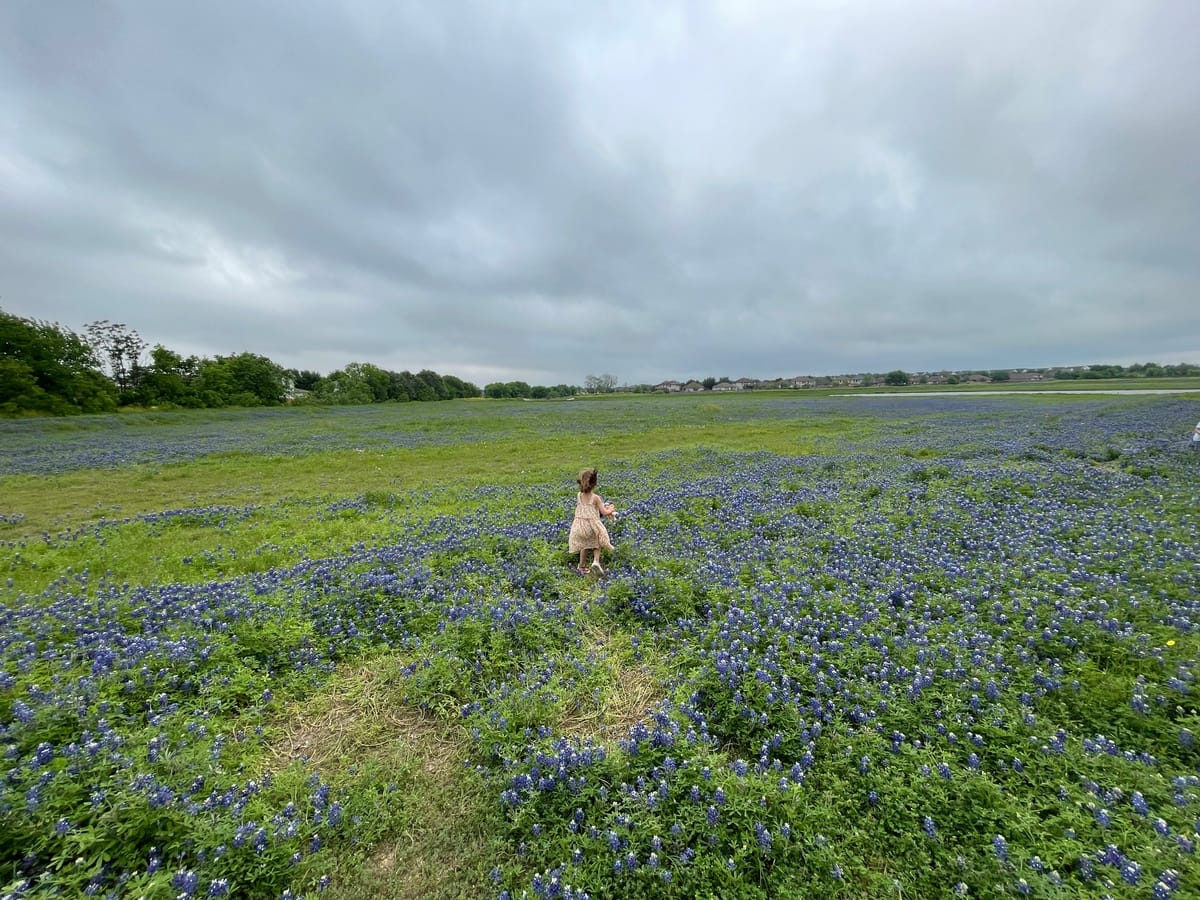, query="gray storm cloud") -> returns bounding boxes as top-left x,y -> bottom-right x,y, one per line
1,0 -> 1197,385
